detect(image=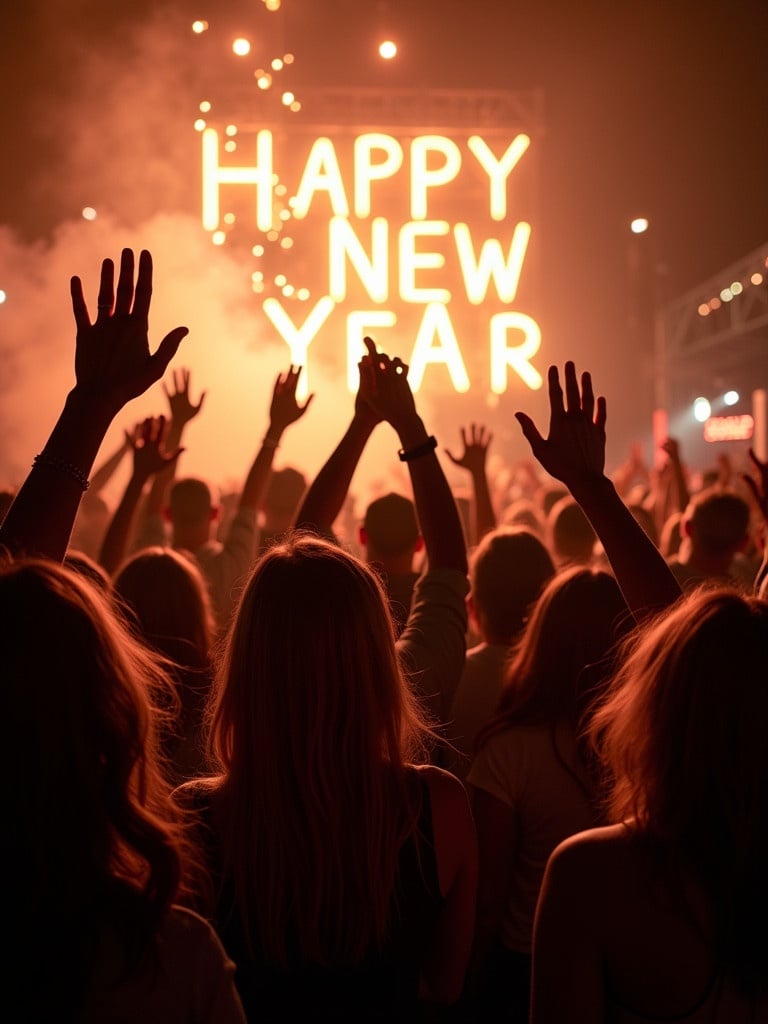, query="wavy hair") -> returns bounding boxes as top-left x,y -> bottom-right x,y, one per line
2,558 -> 195,1010
590,587 -> 768,994
206,533 -> 434,966
477,567 -> 631,799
